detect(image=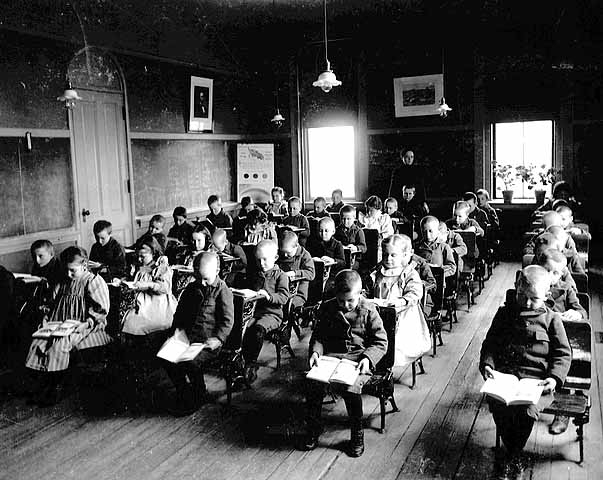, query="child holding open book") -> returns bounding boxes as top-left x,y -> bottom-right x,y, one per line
161,251 -> 234,415
479,265 -> 571,477
301,270 -> 387,458
25,246 -> 112,406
